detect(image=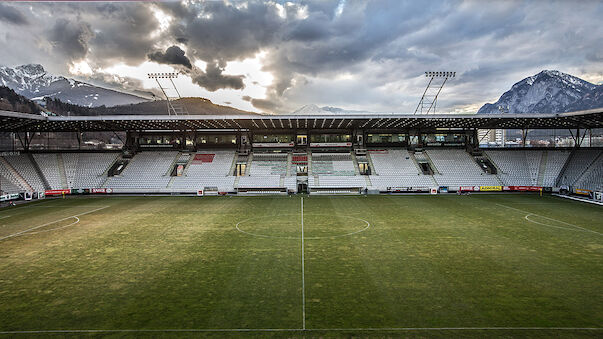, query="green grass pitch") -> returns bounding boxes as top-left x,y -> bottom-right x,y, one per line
0,194 -> 602,338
